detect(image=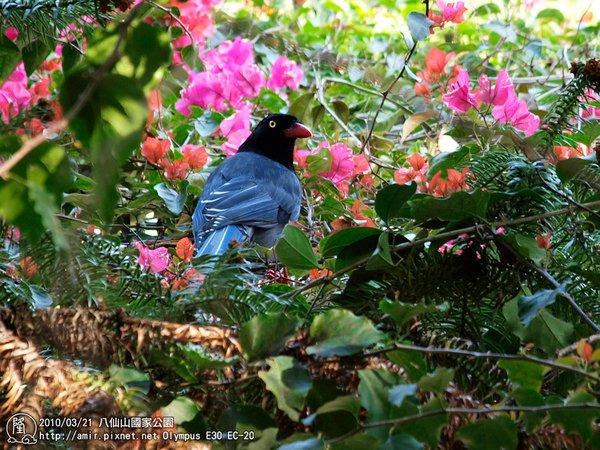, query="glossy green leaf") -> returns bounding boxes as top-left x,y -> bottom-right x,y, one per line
501,233 -> 546,265
258,356 -> 312,421
380,300 -> 437,327
418,367 -> 454,394
154,182 -> 187,215
239,313 -> 300,363
388,384 -> 417,407
408,190 -> 491,223
22,40 -> 51,76
548,392 -> 598,442
321,227 -> 382,257
456,415 -> 518,450
161,396 -> 206,433
393,397 -> 447,448
407,12 -> 433,43
375,183 -> 417,222
275,225 -> 318,272
0,36 -> 21,82
510,388 -> 545,431
307,309 -> 384,356
517,287 -> 563,326
388,349 -> 428,382
109,365 -> 150,393
427,147 -> 471,178
498,360 -> 546,391
218,405 -> 276,433
306,145 -> 333,174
